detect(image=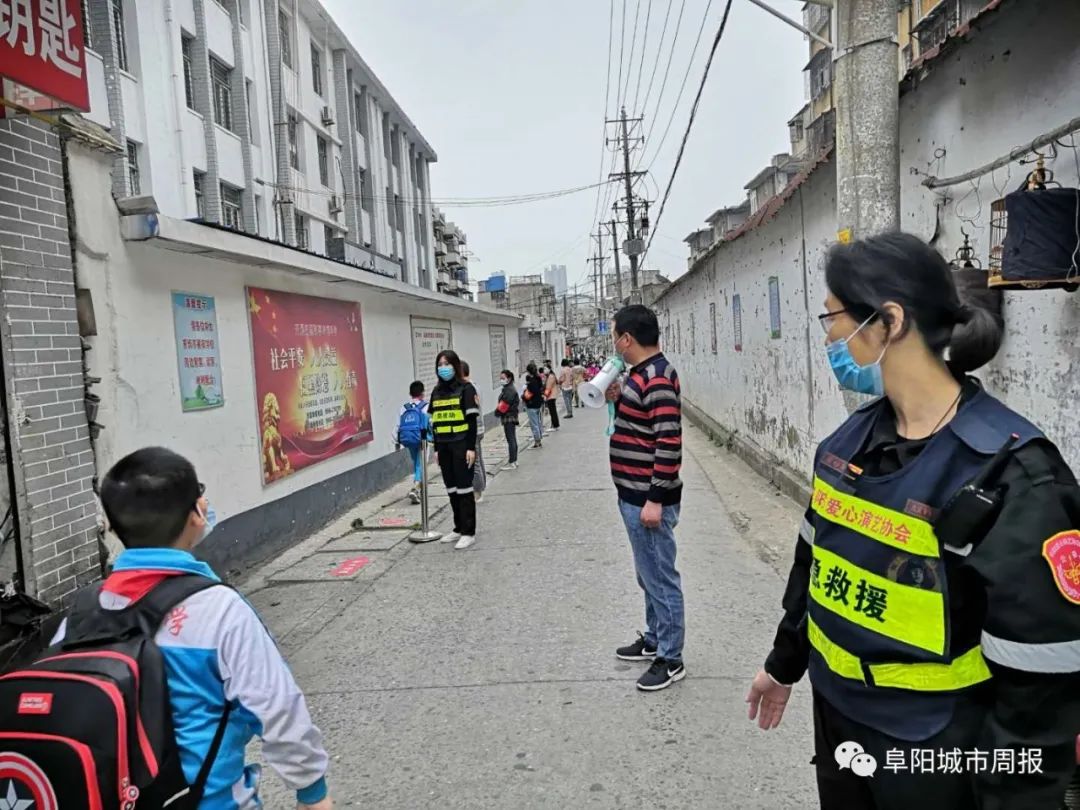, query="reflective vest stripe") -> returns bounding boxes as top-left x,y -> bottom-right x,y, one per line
799,517 -> 815,545
980,630 -> 1080,673
430,398 -> 460,408
808,617 -> 992,692
810,544 -> 946,655
812,475 -> 939,559
433,423 -> 469,434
